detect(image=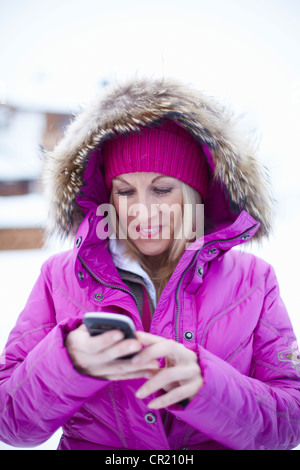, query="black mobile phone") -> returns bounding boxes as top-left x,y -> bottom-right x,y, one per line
83,312 -> 137,359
